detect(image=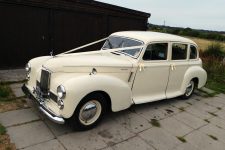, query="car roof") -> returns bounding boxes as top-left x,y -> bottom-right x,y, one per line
111,31 -> 197,45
